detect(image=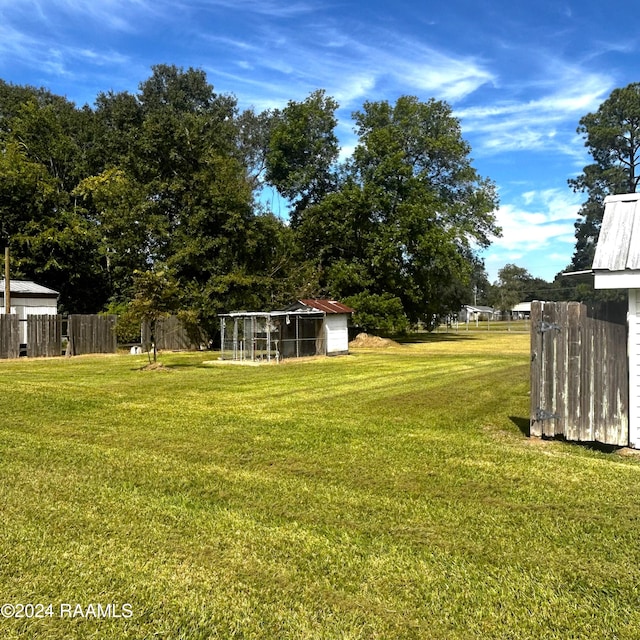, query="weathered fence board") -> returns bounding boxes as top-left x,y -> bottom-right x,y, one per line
27,315 -> 62,357
141,315 -> 199,351
67,314 -> 117,355
0,315 -> 20,359
530,301 -> 628,446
